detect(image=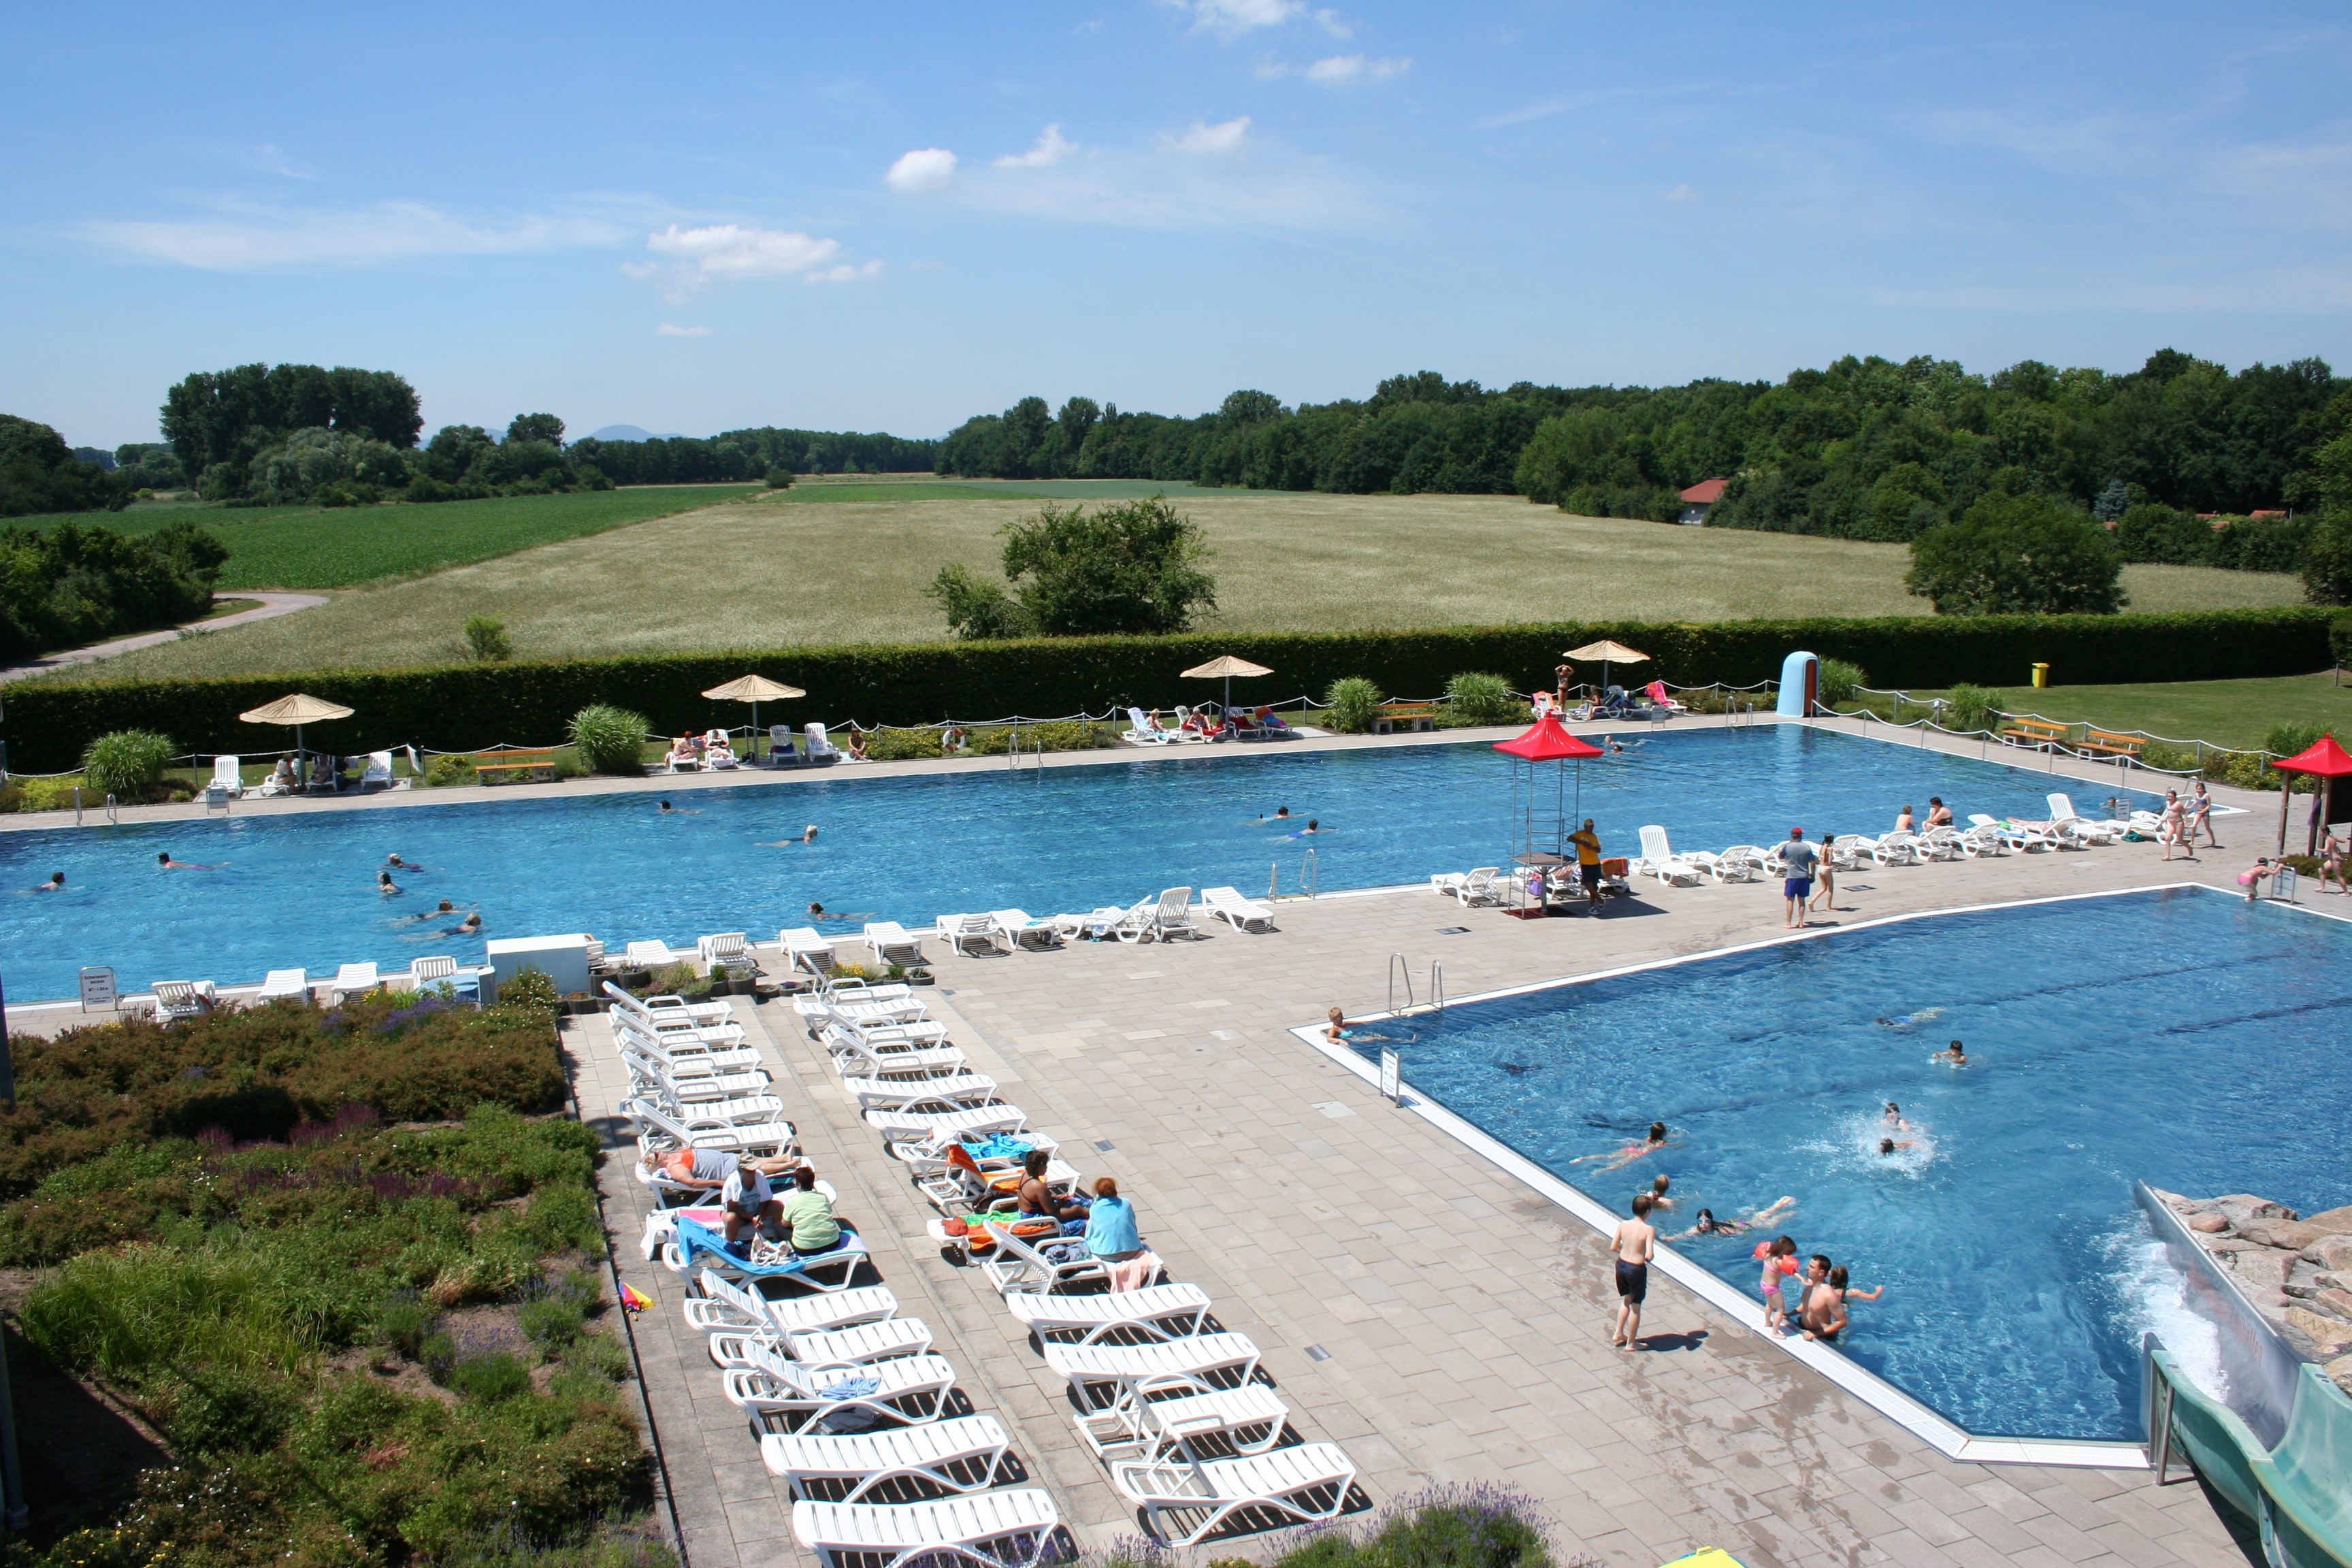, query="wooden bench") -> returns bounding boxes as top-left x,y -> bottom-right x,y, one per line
2001,719 -> 2071,751
469,748 -> 561,785
1373,702 -> 1438,735
2079,729 -> 2146,762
